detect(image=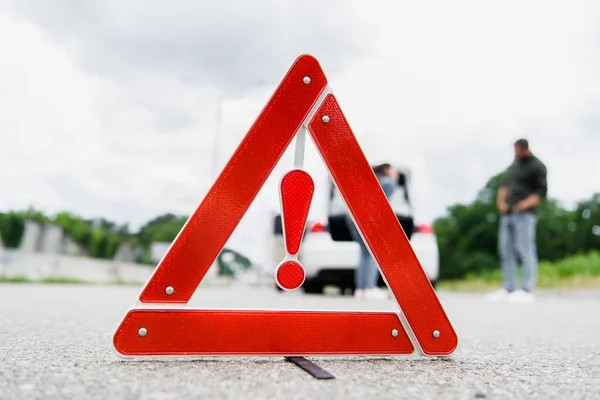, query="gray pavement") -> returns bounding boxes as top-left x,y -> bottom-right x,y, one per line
1,284 -> 599,399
